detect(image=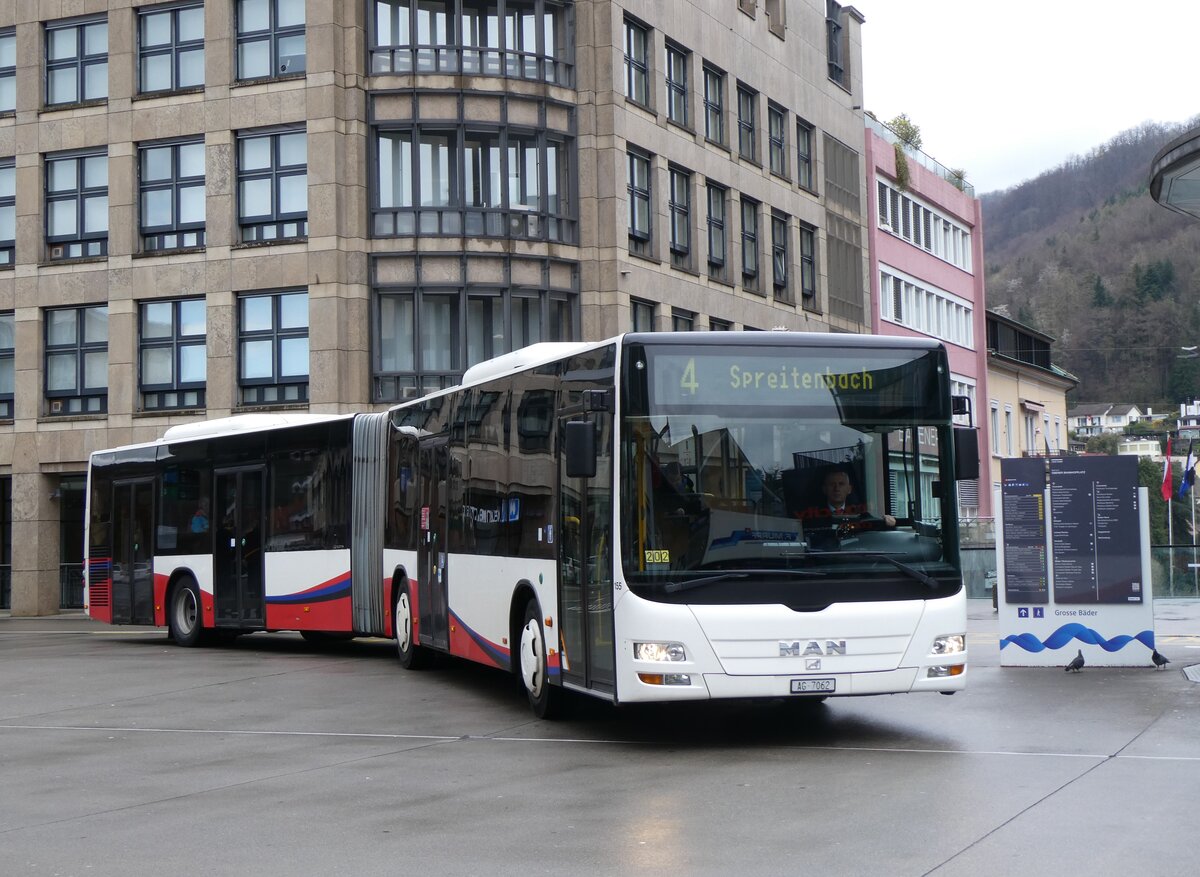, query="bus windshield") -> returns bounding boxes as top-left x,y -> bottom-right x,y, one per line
619,341 -> 963,609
